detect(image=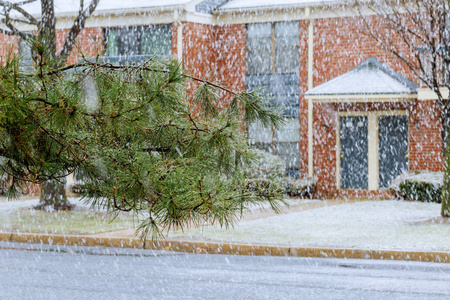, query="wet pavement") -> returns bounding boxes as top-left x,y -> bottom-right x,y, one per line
1,241 -> 450,300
